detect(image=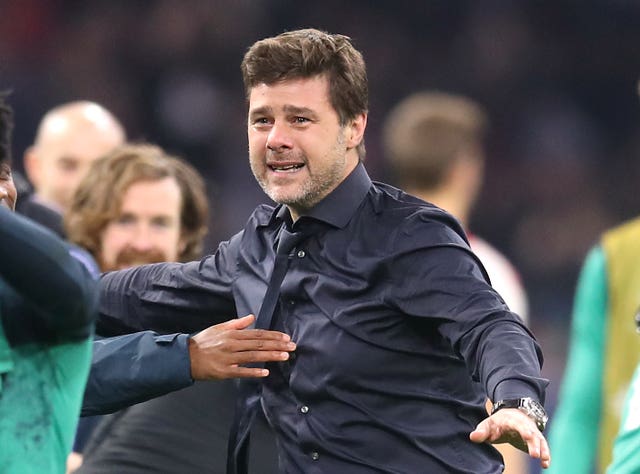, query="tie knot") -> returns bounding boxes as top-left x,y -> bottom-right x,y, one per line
276,228 -> 307,256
